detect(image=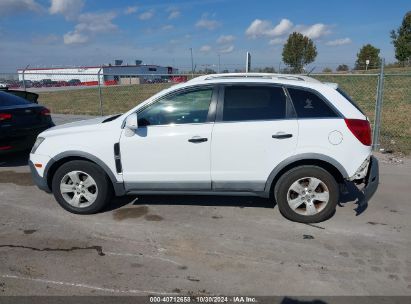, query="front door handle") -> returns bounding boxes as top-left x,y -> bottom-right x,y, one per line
188,136 -> 208,143
272,133 -> 293,139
